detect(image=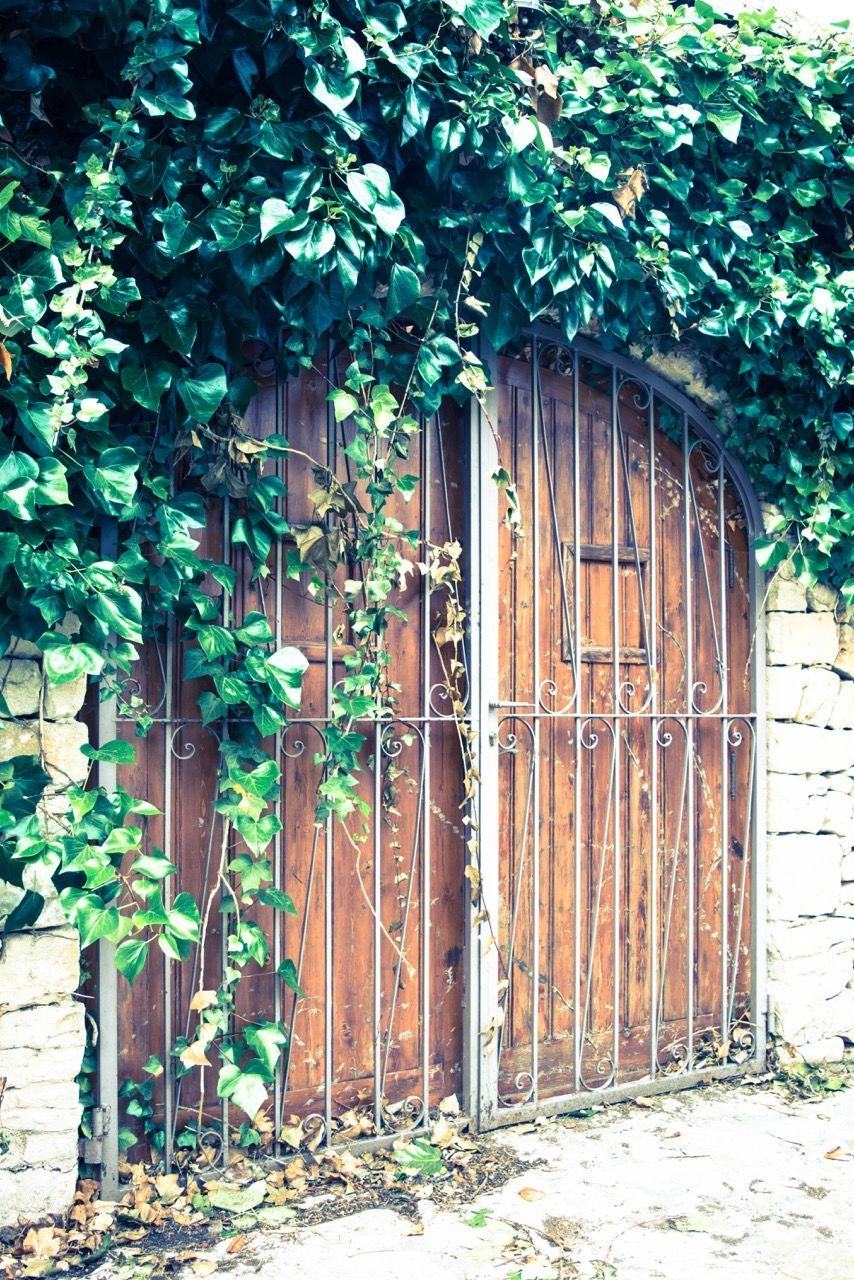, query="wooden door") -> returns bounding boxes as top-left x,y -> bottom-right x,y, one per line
106,357 -> 468,1160
489,341 -> 757,1115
